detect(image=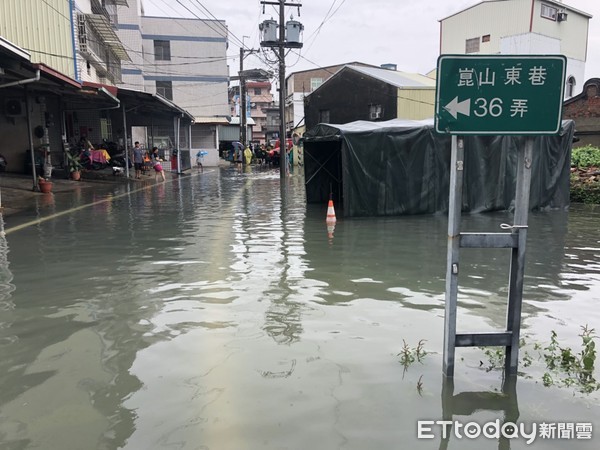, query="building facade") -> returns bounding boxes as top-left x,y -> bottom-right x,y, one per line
285,62 -> 374,136
440,0 -> 592,98
114,0 -> 230,151
563,78 -> 600,148
304,65 -> 435,130
0,0 -> 129,85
